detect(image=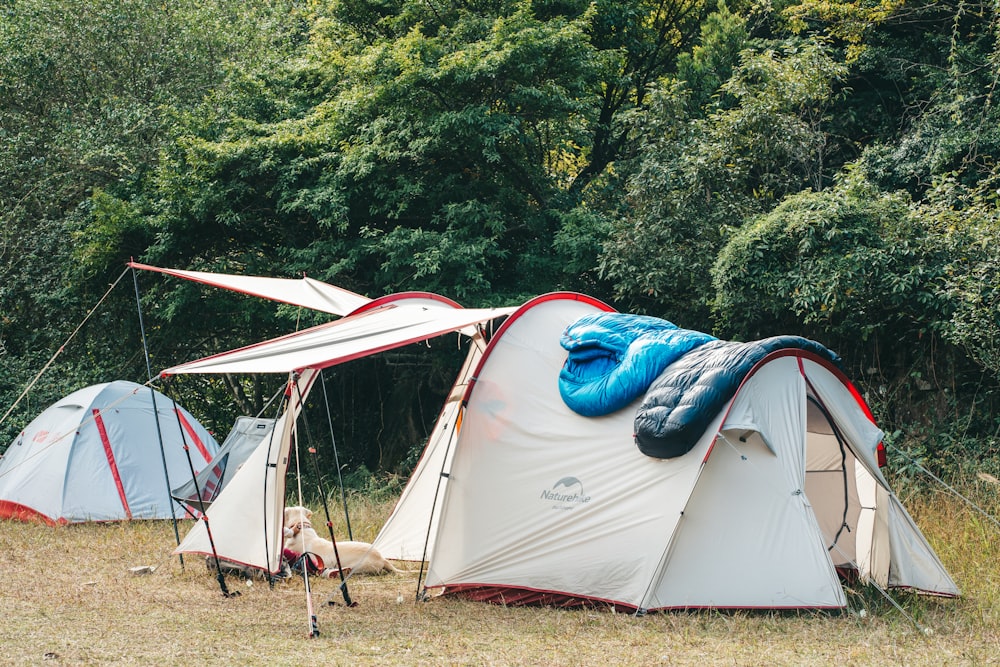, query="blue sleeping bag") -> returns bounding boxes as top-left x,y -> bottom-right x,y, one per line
558,313 -> 716,417
558,312 -> 841,460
